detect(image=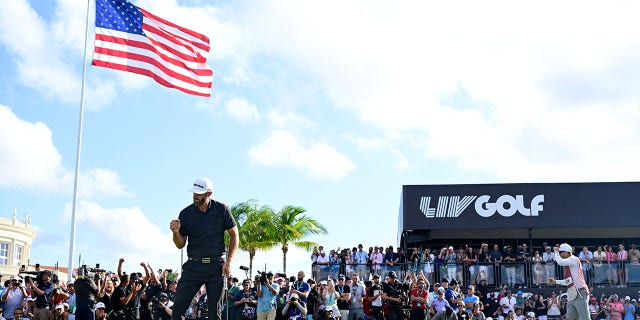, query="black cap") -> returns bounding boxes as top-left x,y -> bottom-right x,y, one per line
388,271 -> 397,278
242,279 -> 251,285
42,270 -> 52,275
338,274 -> 345,279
